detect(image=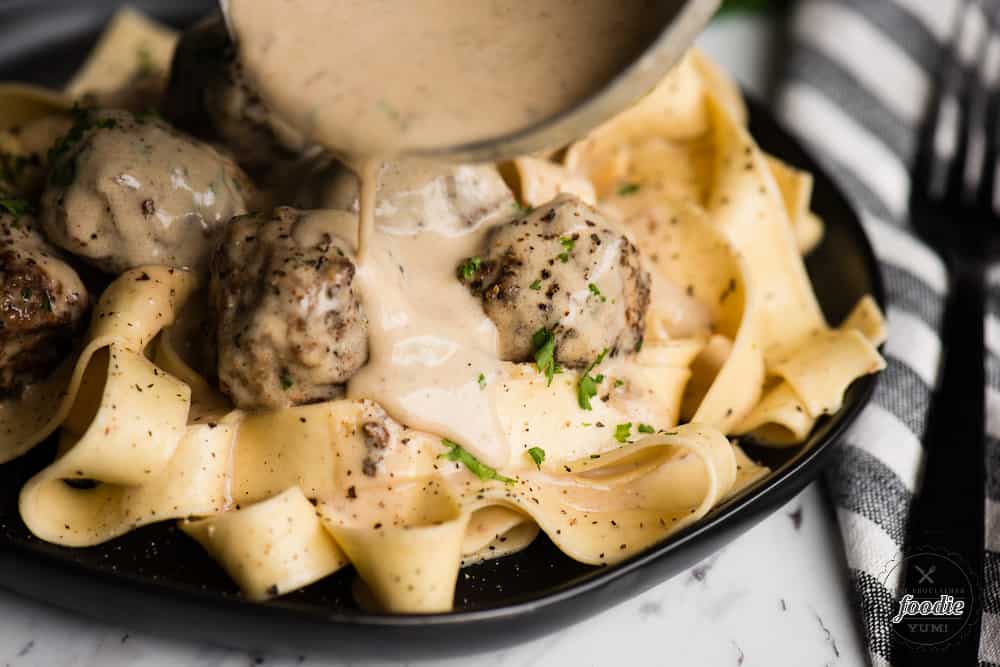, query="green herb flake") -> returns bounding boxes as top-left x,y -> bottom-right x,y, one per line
527,446 -> 545,469
557,236 -> 575,263
637,423 -> 655,434
529,279 -> 542,291
532,327 -> 557,386
588,283 -> 606,302
614,379 -> 625,388
617,182 -> 641,197
0,197 -> 30,220
512,201 -> 533,215
377,99 -> 403,124
614,422 -> 632,443
20,287 -> 32,301
136,45 -> 156,77
577,348 -> 608,411
477,372 -> 487,390
440,439 -> 515,485
47,106 -> 96,188
41,291 -> 53,313
279,370 -> 293,390
457,255 -> 482,281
